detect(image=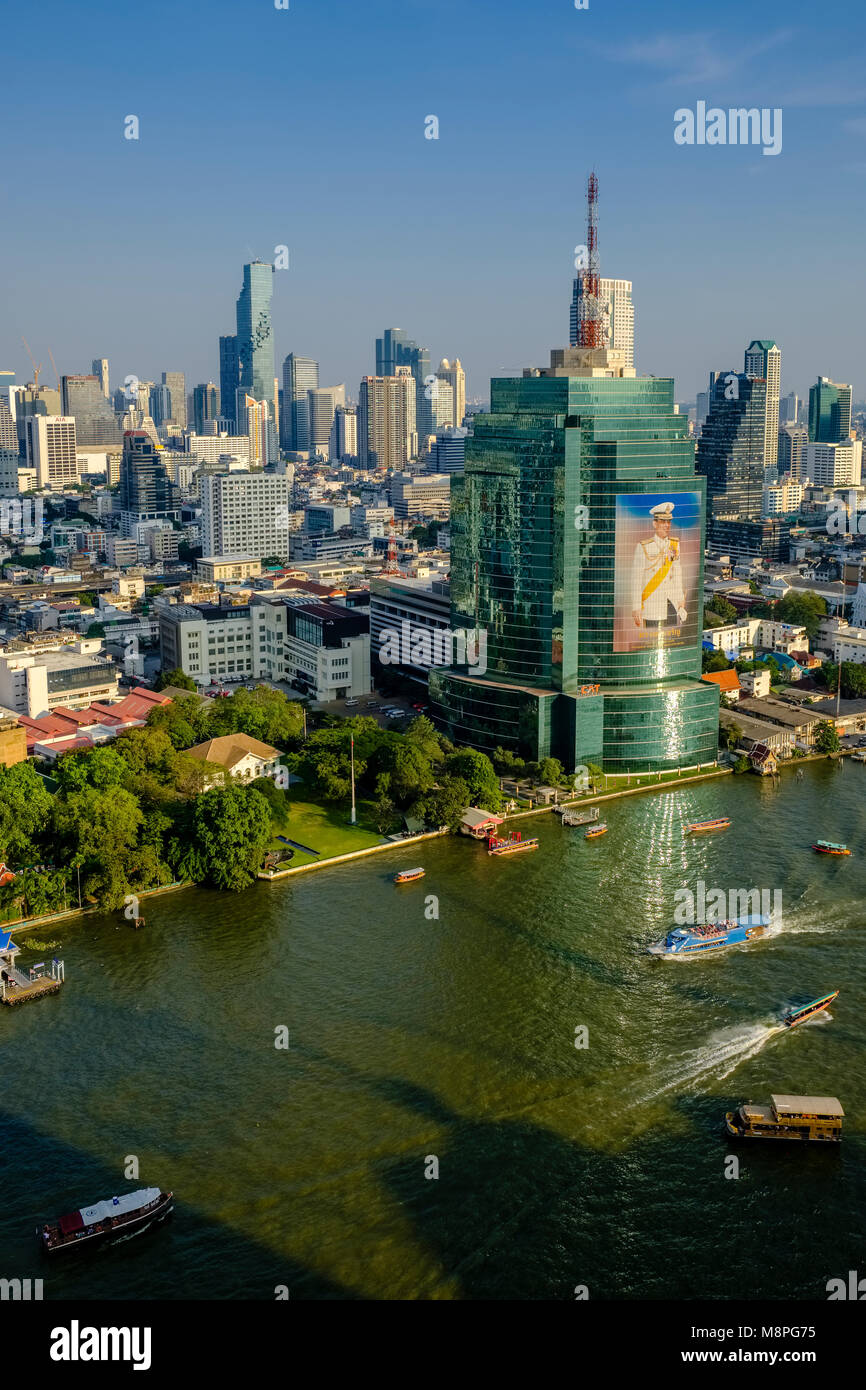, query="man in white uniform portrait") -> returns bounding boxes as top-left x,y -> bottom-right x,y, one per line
631,500 -> 687,633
